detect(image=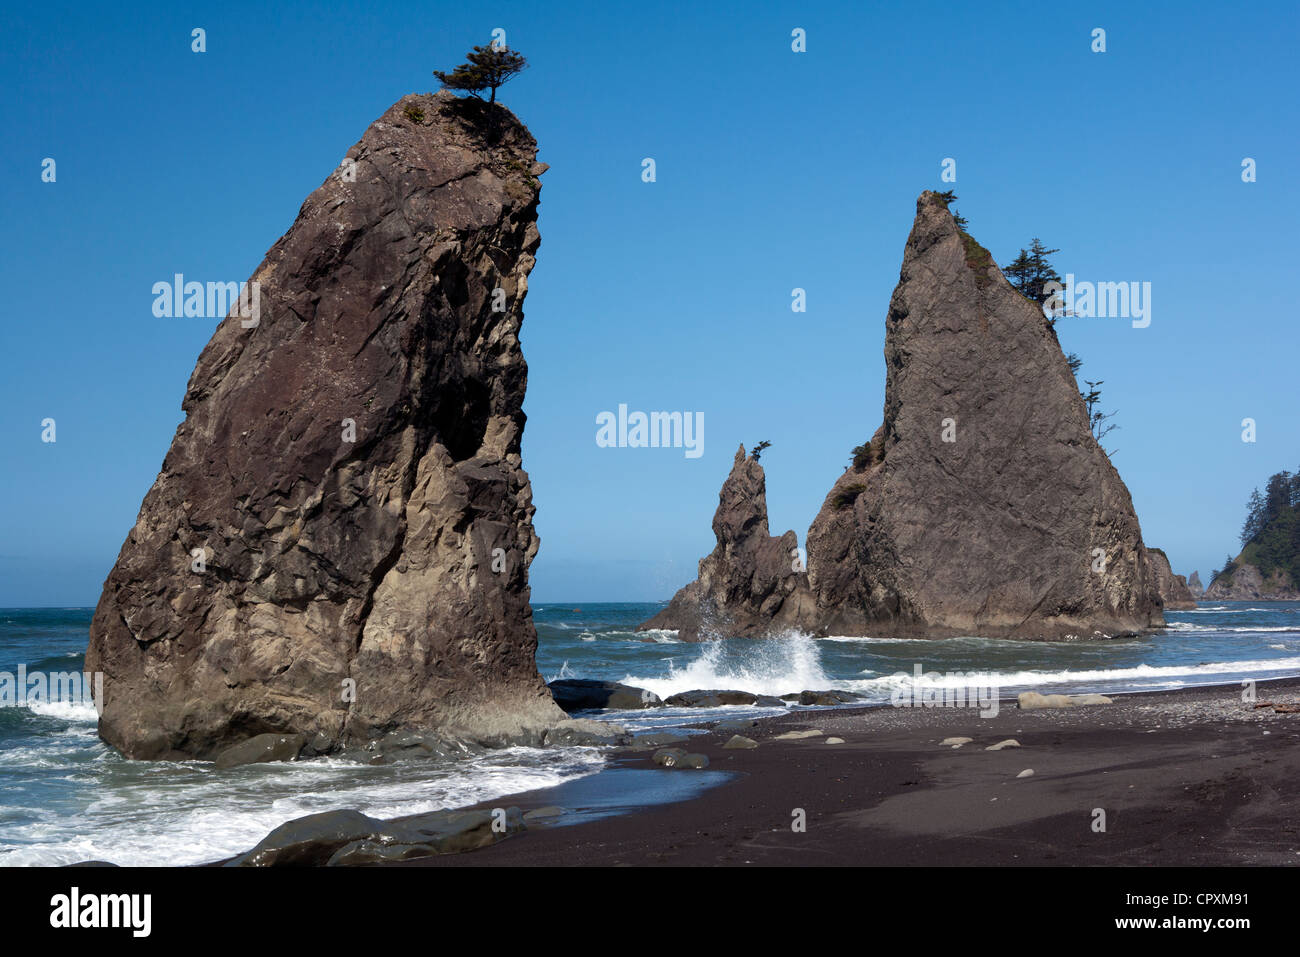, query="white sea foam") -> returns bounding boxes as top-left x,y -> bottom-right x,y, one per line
818,632 -> 1146,648
24,699 -> 99,722
0,747 -> 606,867
633,629 -> 680,643
1165,622 -> 1300,634
854,657 -> 1300,696
623,631 -> 831,698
